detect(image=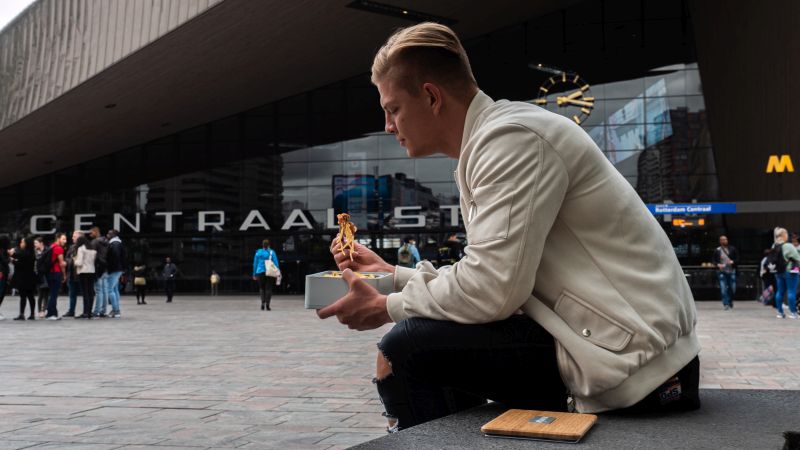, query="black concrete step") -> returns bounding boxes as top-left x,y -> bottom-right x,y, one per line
352,389 -> 800,449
